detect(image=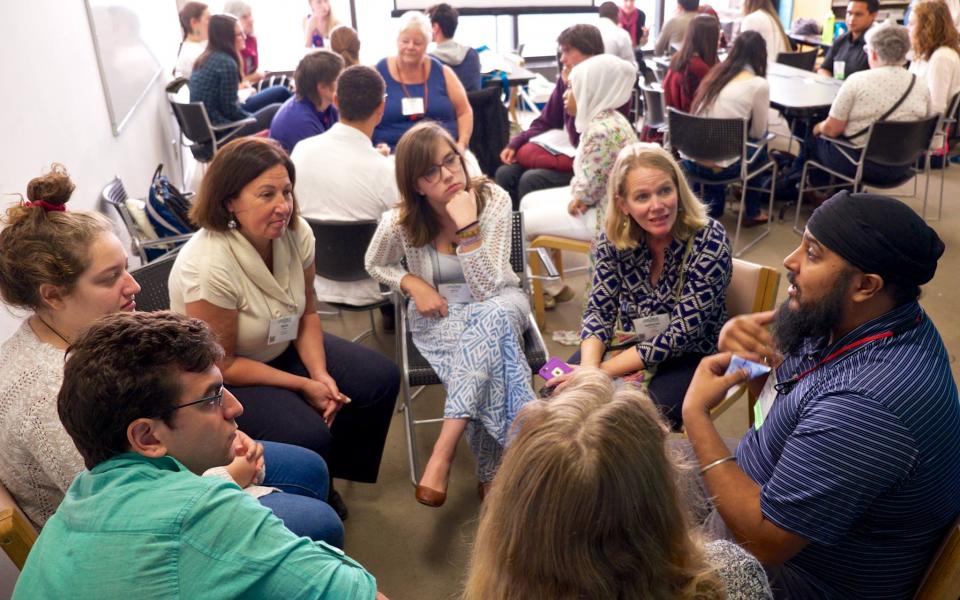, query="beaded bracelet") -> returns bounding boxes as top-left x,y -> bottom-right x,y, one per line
457,225 -> 481,239
456,220 -> 480,235
457,234 -> 482,247
699,455 -> 737,475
